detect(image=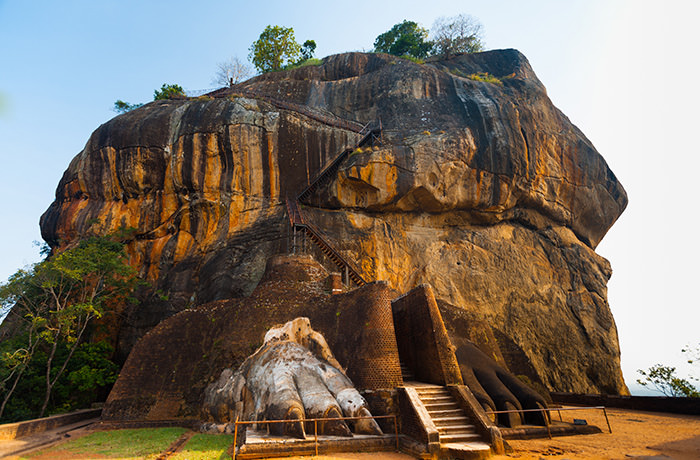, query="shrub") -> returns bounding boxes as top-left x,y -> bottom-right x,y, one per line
467,72 -> 503,86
